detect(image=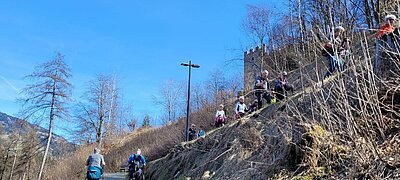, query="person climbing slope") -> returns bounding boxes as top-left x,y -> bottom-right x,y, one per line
322,26 -> 349,79
215,104 -> 226,127
376,14 -> 397,39
235,96 -> 248,118
274,71 -> 294,101
254,70 -> 272,109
